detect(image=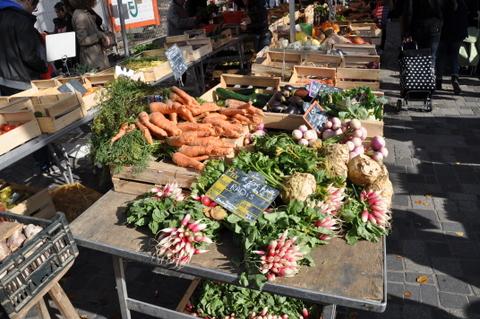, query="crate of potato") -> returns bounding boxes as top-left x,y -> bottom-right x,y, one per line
0,102 -> 42,156
0,211 -> 78,316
